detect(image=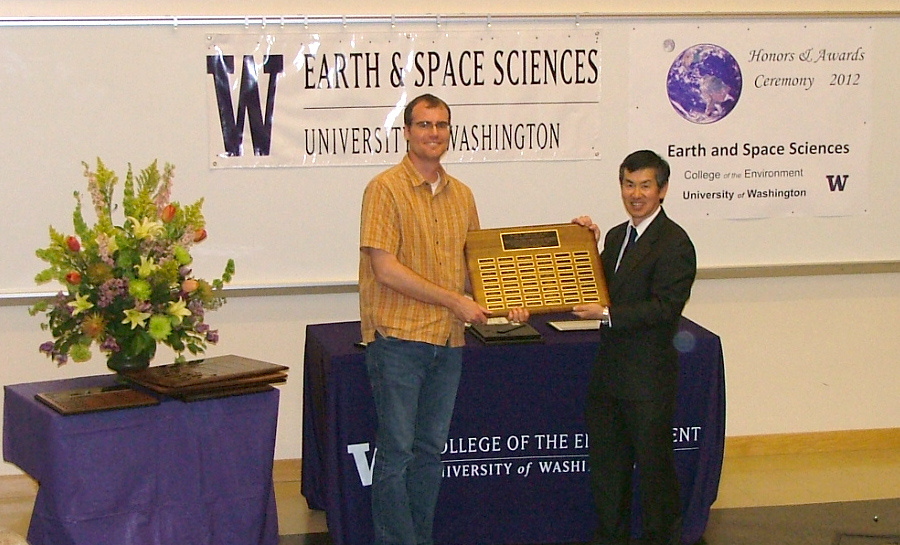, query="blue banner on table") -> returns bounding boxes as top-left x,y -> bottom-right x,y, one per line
302,314 -> 725,545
